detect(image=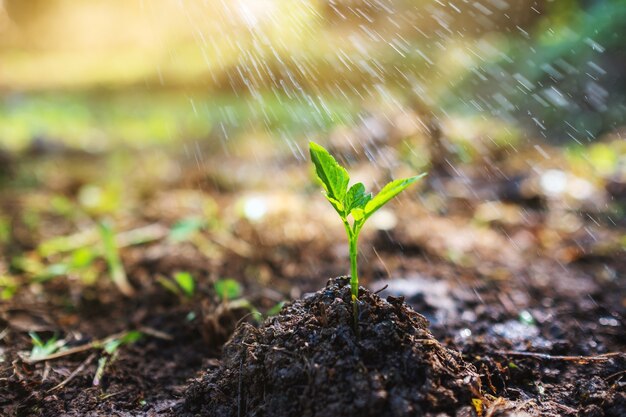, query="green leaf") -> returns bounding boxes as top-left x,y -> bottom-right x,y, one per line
174,272 -> 195,297
157,275 -> 181,296
70,247 -> 97,268
309,142 -> 349,206
351,208 -> 364,222
344,182 -> 372,215
0,216 -> 10,244
364,174 -> 426,219
29,332 -> 62,360
34,263 -> 69,283
214,278 -> 242,301
0,275 -> 18,300
325,196 -> 345,215
104,330 -> 142,355
266,301 -> 285,316
169,217 -> 205,242
103,338 -> 122,355
99,221 -> 134,296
